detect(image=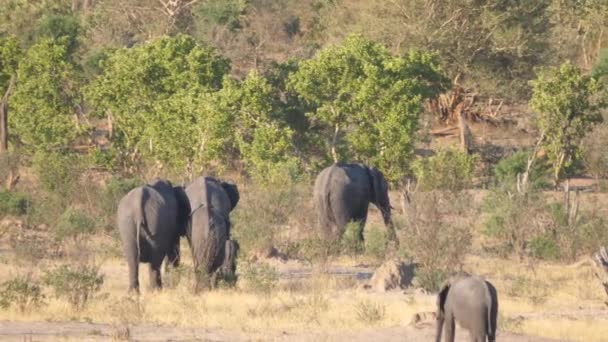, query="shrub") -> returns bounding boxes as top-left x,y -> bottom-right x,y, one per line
493,150 -> 549,188
0,191 -> 30,217
354,300 -> 386,325
0,276 -> 45,313
32,151 -> 85,199
400,192 -> 472,291
341,221 -> 364,256
528,233 -> 559,260
412,147 -> 478,191
55,207 -> 96,241
364,225 -> 388,260
232,181 -> 311,258
43,264 -> 104,311
582,124 -> 608,181
482,188 -> 549,258
239,262 -> 278,296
